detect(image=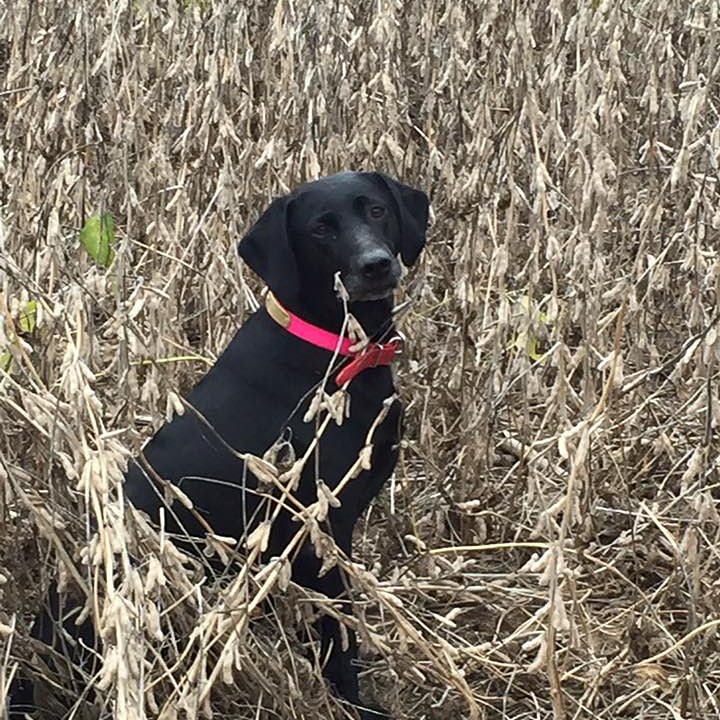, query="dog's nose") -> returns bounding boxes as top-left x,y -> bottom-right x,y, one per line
359,251 -> 393,279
